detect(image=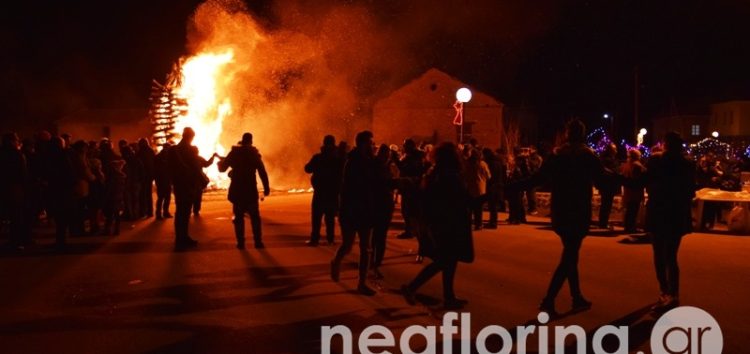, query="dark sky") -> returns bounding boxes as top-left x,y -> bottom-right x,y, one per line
2,0 -> 749,140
